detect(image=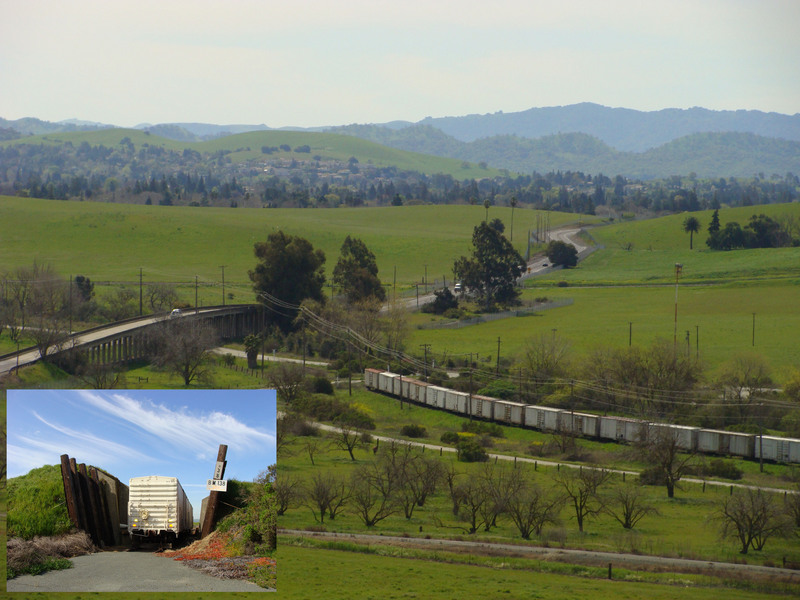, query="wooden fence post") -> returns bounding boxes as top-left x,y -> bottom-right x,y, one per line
201,444 -> 228,538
